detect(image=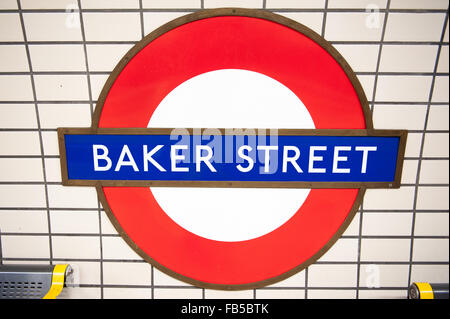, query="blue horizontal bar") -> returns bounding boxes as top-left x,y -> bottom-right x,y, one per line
64,134 -> 400,183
